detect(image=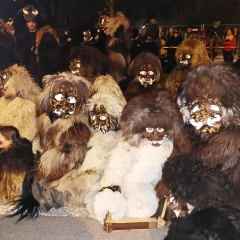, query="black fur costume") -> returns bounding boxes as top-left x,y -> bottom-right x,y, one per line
161,155 -> 240,240
0,126 -> 34,202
